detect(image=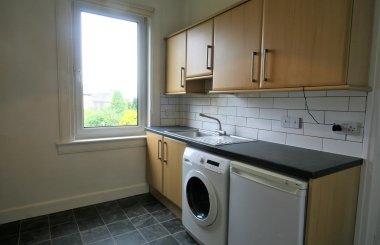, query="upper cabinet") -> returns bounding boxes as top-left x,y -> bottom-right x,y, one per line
186,20 -> 214,79
165,0 -> 373,94
166,32 -> 186,94
260,0 -> 352,89
213,0 -> 263,91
